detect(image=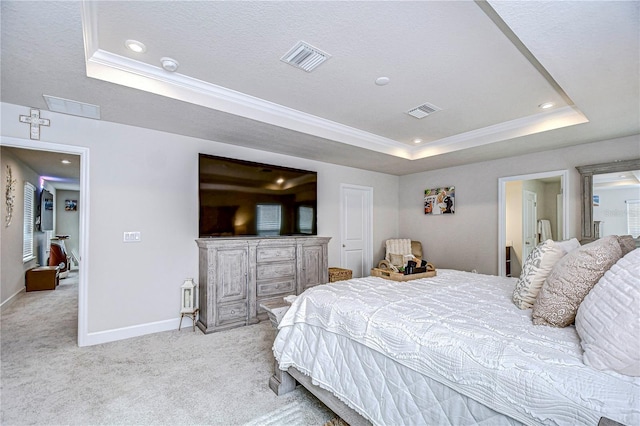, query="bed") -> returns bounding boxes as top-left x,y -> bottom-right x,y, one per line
272,239 -> 640,425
